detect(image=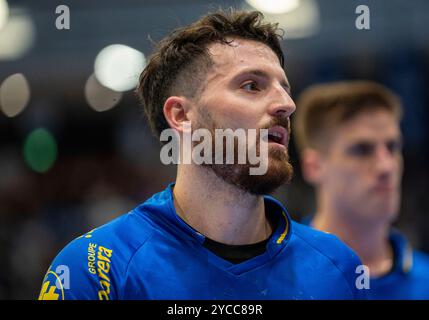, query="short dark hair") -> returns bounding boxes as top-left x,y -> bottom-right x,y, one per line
137,8 -> 285,138
293,81 -> 403,152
